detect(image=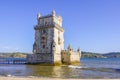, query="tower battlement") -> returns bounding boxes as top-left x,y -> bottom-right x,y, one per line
37,10 -> 62,27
